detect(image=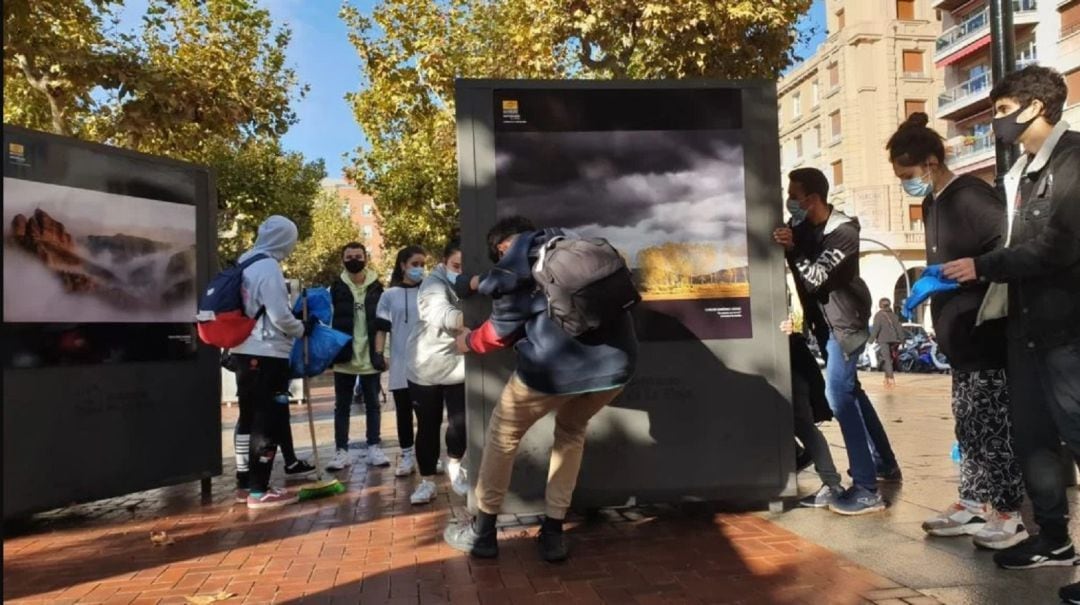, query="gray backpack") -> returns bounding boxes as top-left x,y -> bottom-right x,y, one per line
532,233 -> 641,337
